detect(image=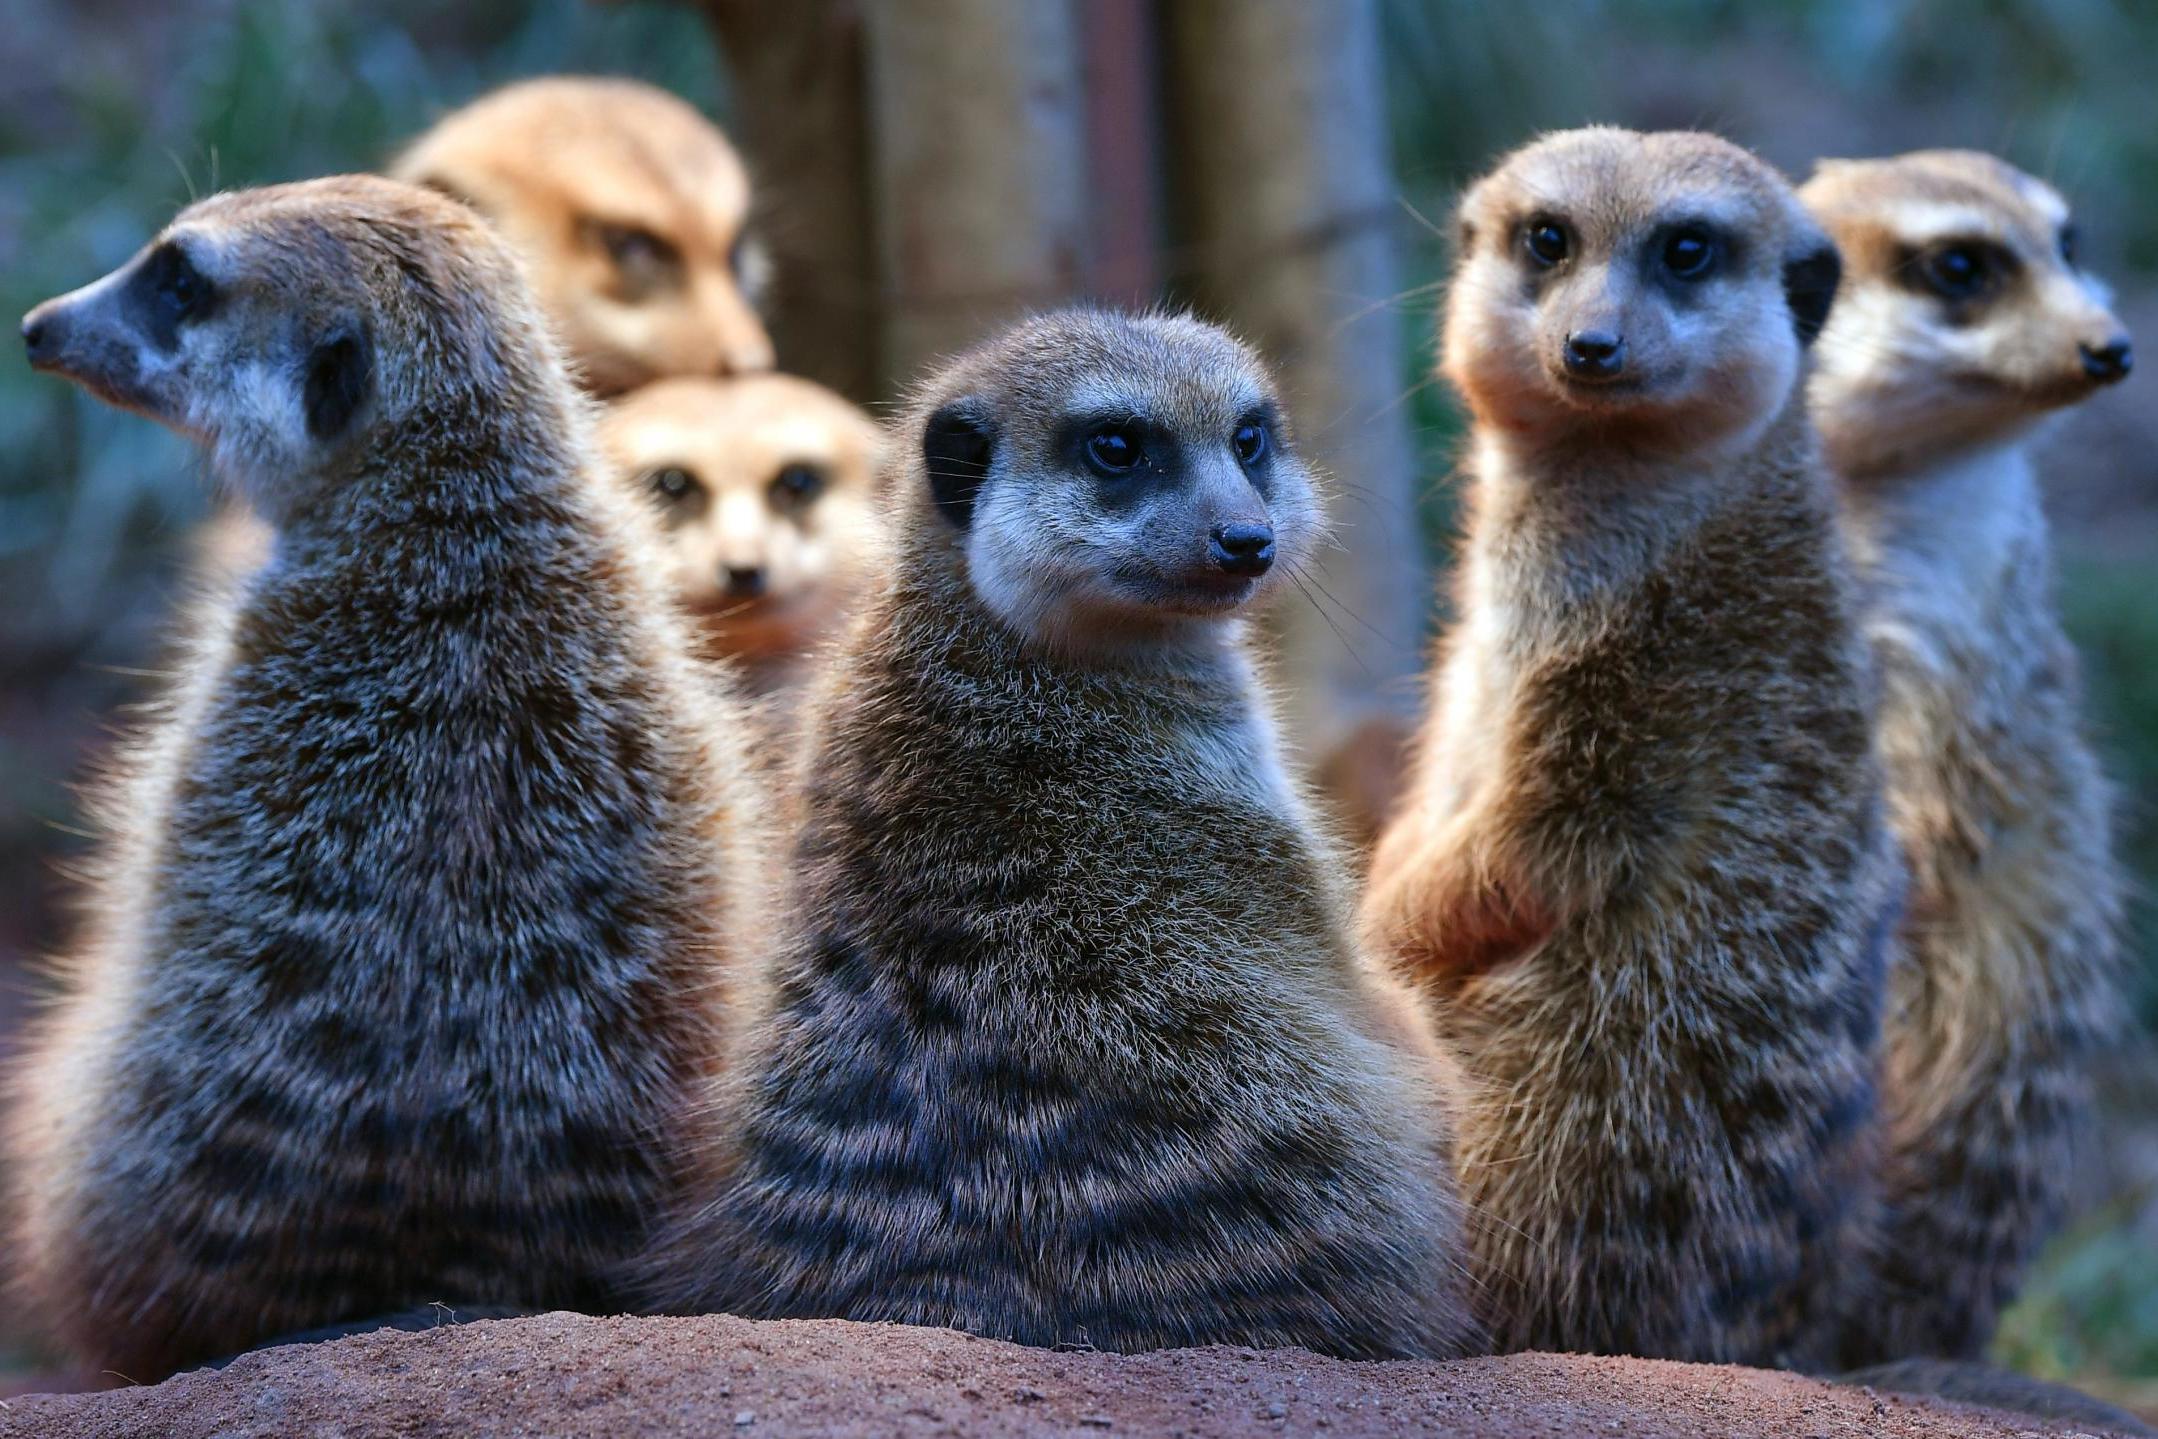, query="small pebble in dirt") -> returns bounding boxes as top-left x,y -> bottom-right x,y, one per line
1266,1401 -> 1287,1420
1014,1386 -> 1045,1404
733,1409 -> 755,1427
1080,1413 -> 1115,1428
